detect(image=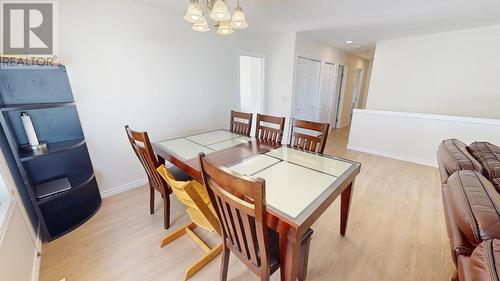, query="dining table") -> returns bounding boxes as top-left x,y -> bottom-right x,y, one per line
153,129 -> 361,281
